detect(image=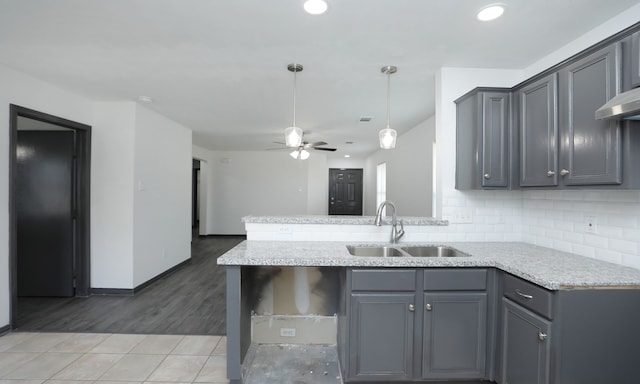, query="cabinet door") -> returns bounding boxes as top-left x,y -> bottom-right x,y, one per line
518,74 -> 559,187
348,293 -> 415,381
481,92 -> 510,188
422,292 -> 487,379
631,31 -> 640,88
559,43 -> 622,185
501,298 -> 551,384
